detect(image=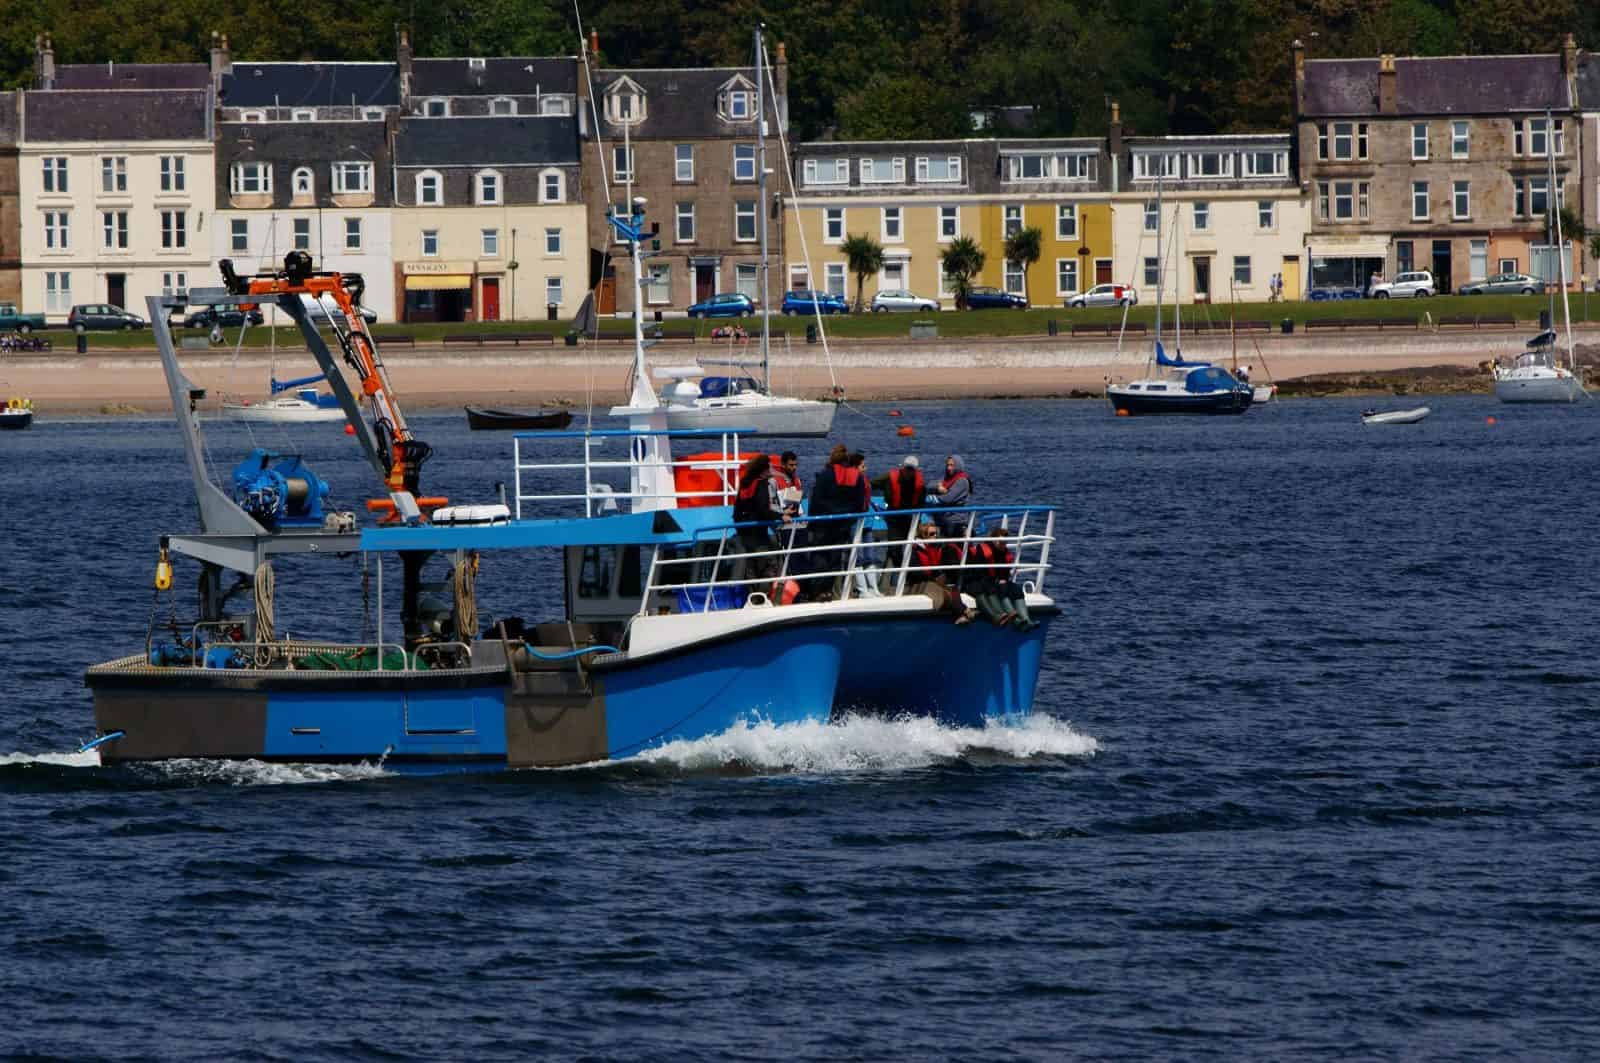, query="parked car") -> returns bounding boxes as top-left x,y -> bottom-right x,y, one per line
870,289 -> 940,313
1066,283 -> 1138,309
964,286 -> 1029,310
184,306 -> 265,329
297,295 -> 379,326
1369,271 -> 1436,299
67,304 -> 147,332
1458,273 -> 1540,296
781,290 -> 849,315
0,302 -> 46,333
687,292 -> 755,319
